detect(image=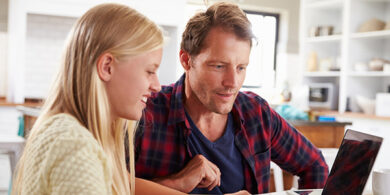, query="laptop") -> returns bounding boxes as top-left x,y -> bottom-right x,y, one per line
288,129 -> 383,195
